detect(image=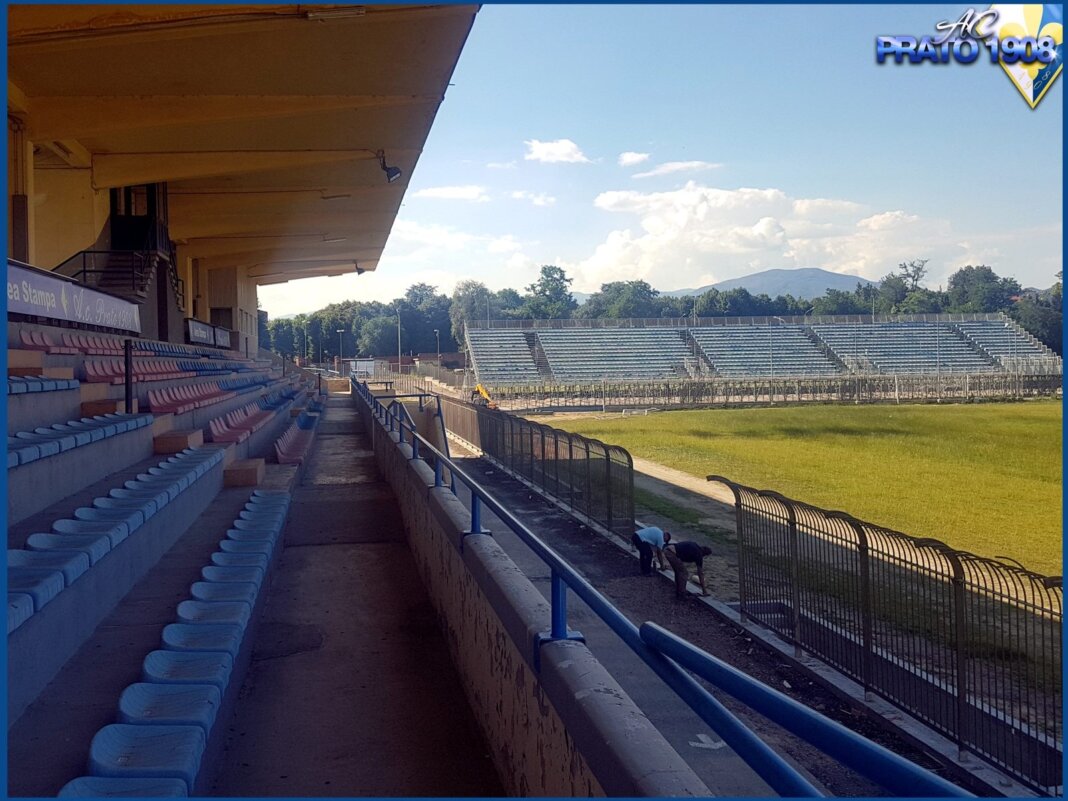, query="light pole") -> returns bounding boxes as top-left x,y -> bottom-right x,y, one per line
336,329 -> 344,375
433,328 -> 441,367
396,312 -> 402,375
